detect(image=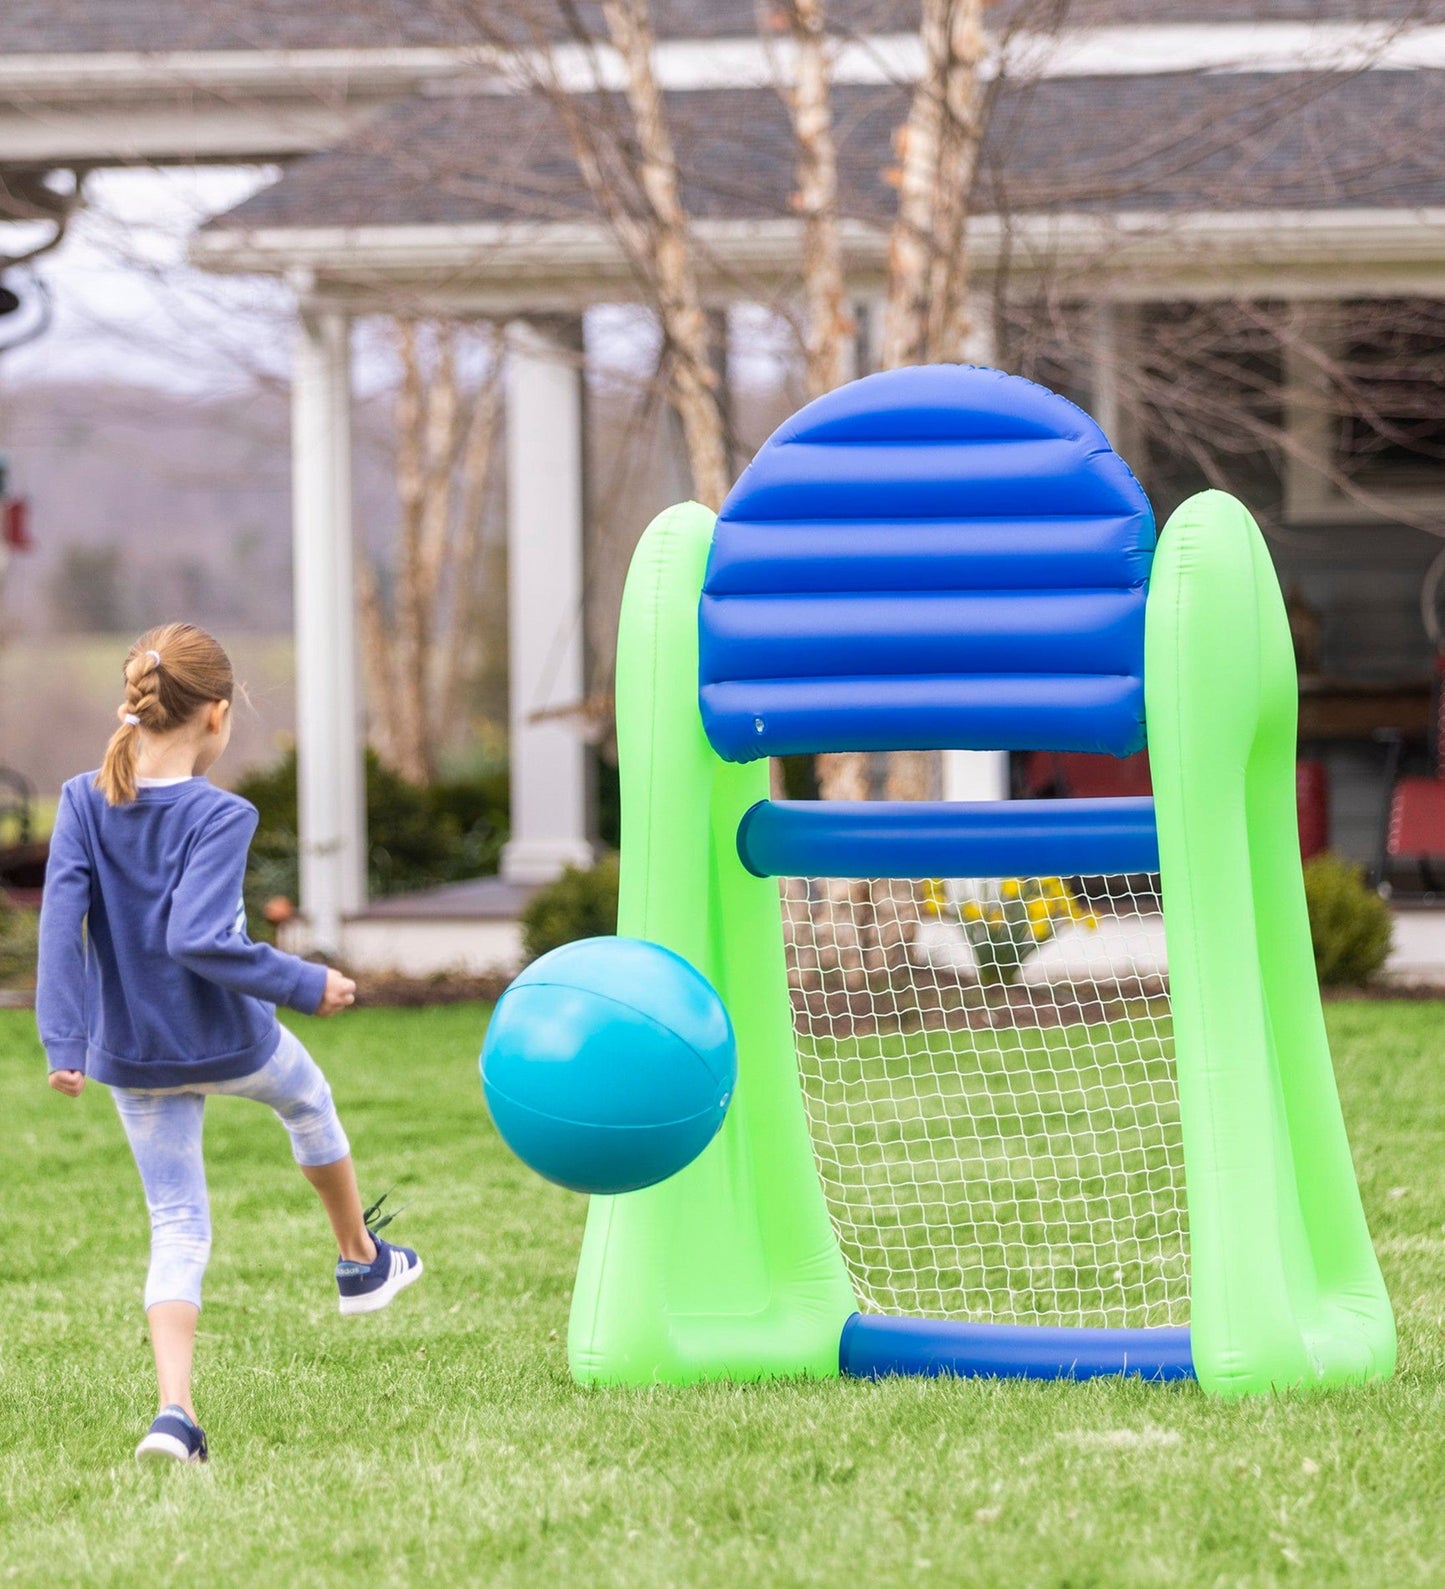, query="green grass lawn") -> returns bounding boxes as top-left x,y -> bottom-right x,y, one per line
1,1001 -> 1440,1587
